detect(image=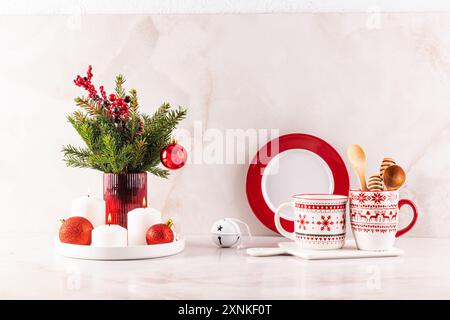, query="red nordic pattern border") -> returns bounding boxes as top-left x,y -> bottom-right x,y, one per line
349,191 -> 398,206
295,234 -> 345,243
296,204 -> 346,210
351,222 -> 397,233
350,203 -> 397,210
351,227 -> 396,234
